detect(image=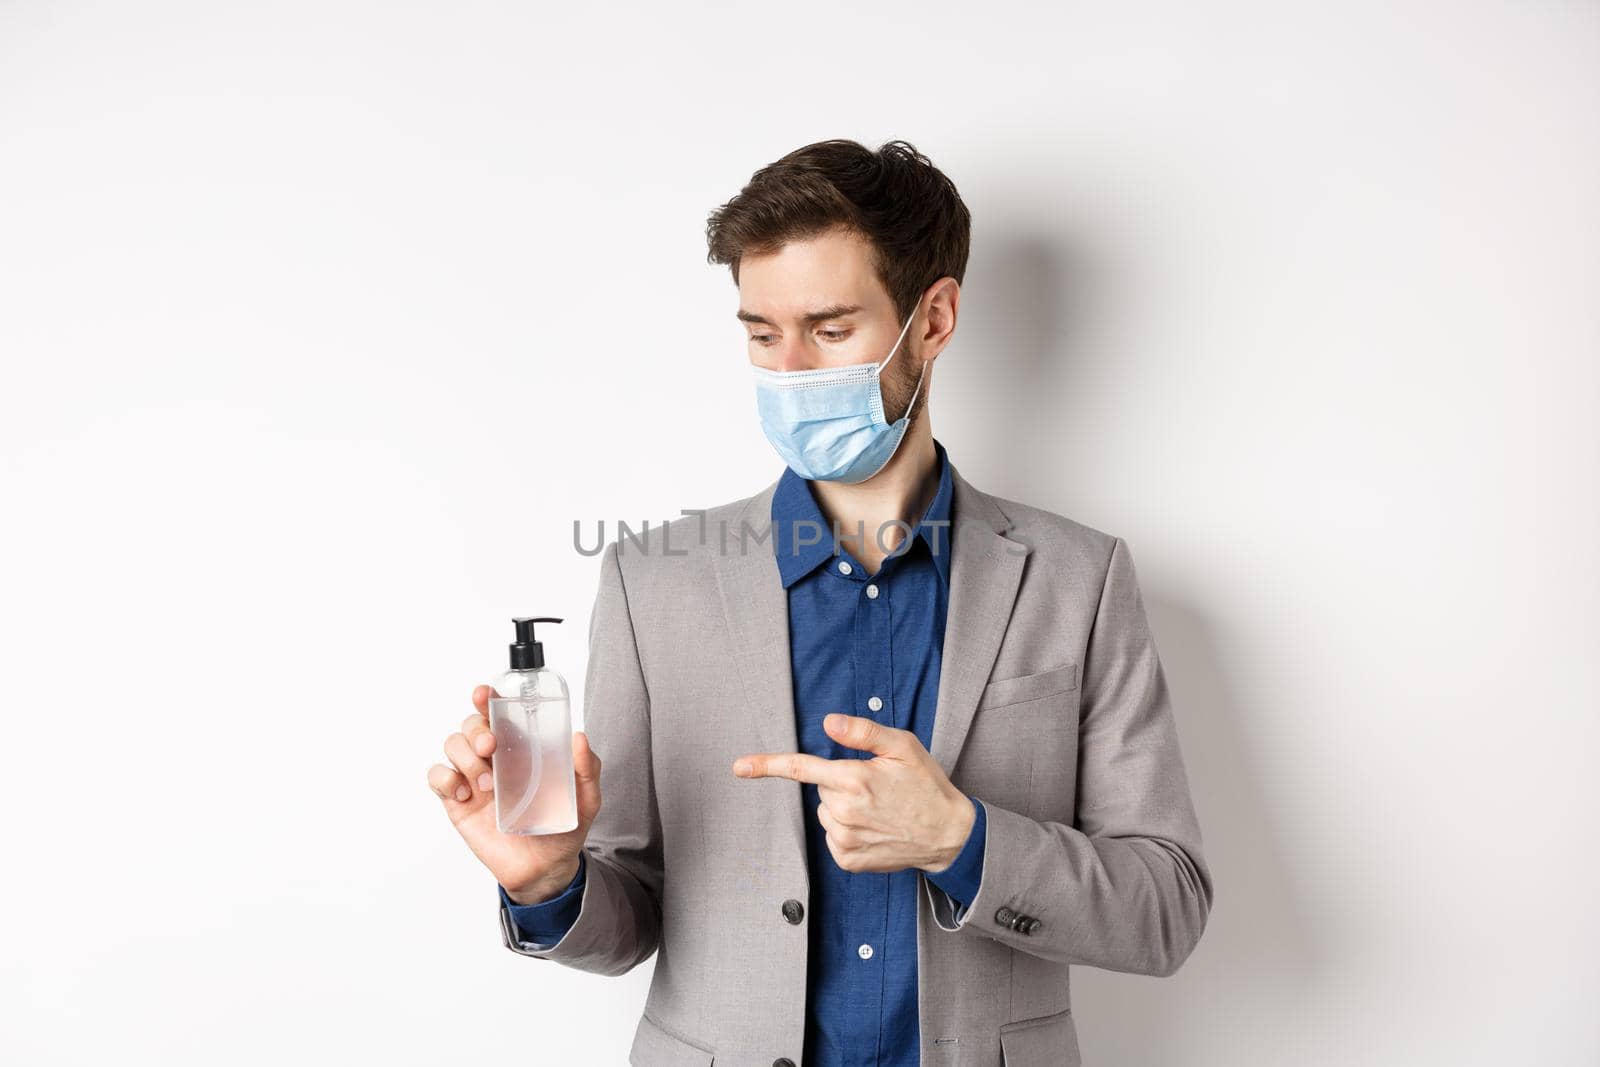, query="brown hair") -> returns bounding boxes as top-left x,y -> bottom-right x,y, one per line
705,139 -> 971,323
